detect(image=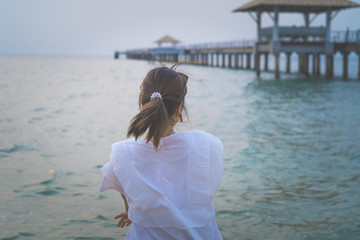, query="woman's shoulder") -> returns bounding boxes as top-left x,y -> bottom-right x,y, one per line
185,130 -> 223,148
111,138 -> 136,152
186,130 -> 220,140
